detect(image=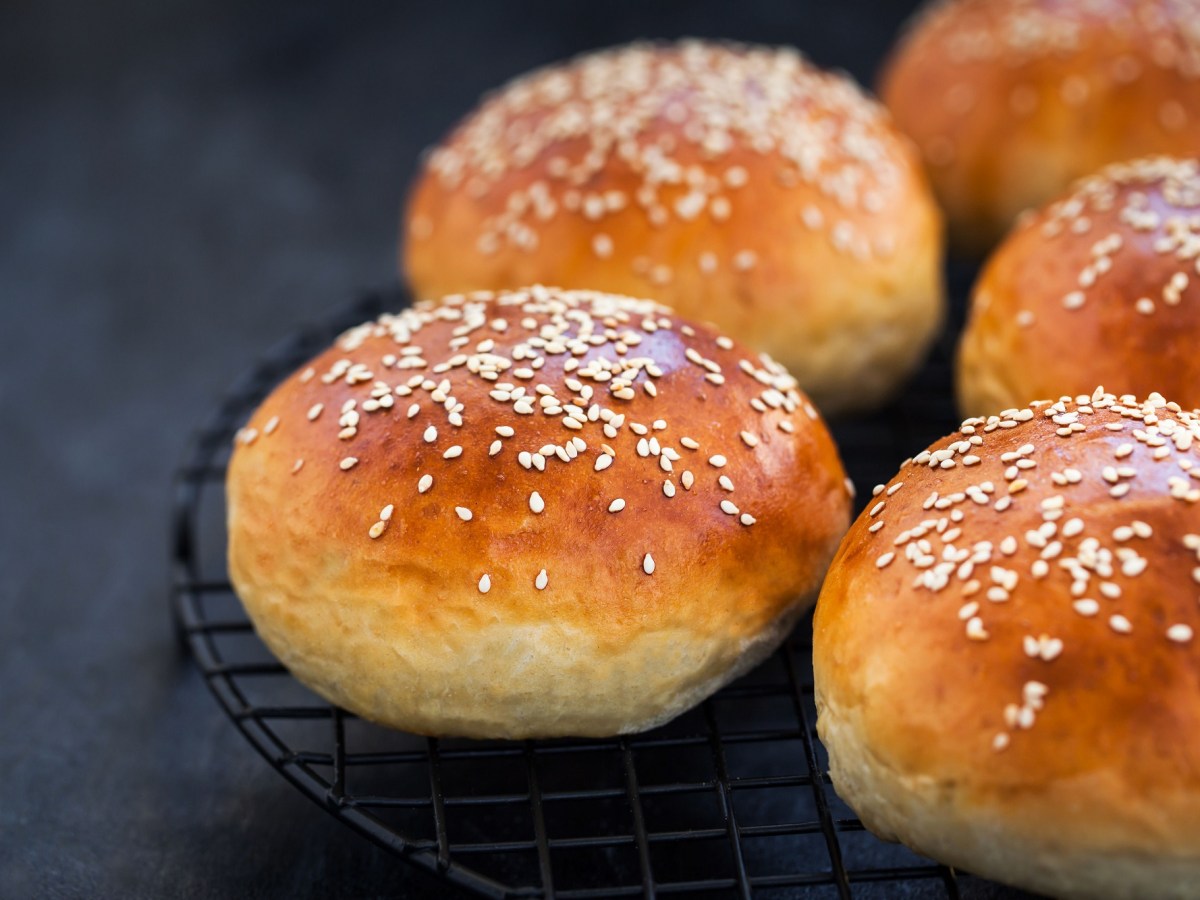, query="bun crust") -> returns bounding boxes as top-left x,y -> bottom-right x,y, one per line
403,40 -> 944,415
228,287 -> 851,738
814,389 -> 1200,899
958,156 -> 1200,416
881,0 -> 1200,251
